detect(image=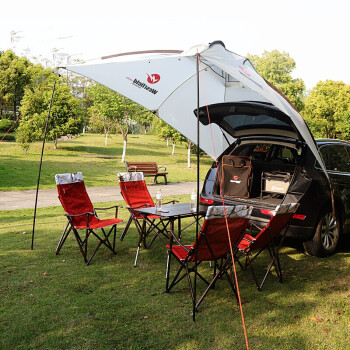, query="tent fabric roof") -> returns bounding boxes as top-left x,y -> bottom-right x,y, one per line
64,41 -> 326,175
